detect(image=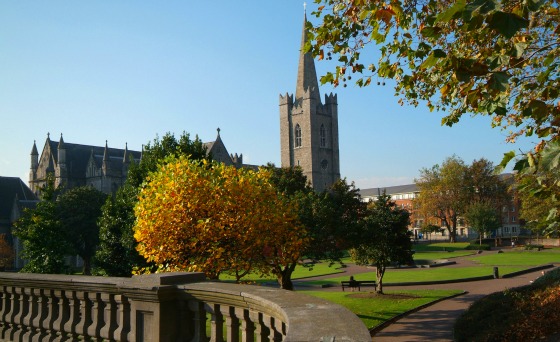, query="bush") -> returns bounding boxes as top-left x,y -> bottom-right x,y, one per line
524,244 -> 545,250
465,243 -> 491,251
532,267 -> 560,287
454,268 -> 560,341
